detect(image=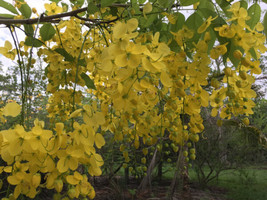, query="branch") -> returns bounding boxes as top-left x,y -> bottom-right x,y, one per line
0,3 -> 181,25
